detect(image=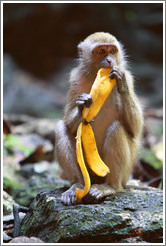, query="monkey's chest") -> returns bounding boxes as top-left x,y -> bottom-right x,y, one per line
90,95 -> 119,152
